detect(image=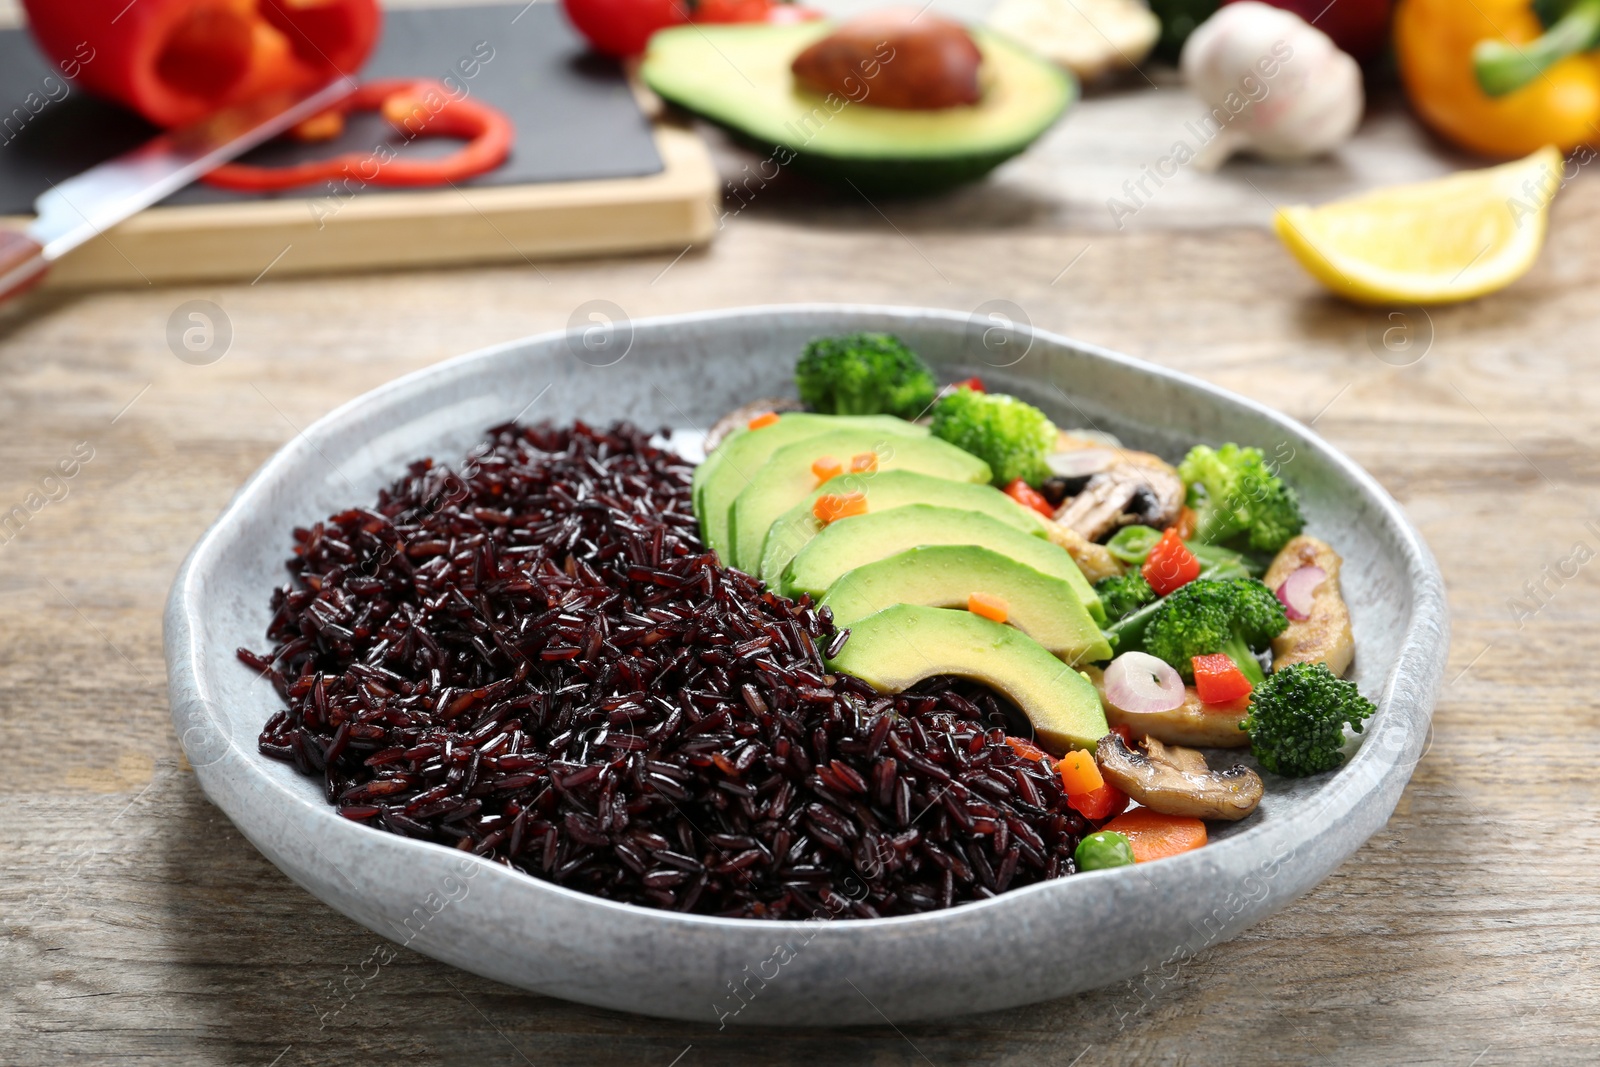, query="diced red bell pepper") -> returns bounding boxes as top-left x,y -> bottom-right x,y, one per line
1005,736 -> 1049,762
1142,527 -> 1201,596
1004,478 -> 1055,518
952,376 -> 985,392
22,0 -> 381,128
1067,782 -> 1128,822
1191,652 -> 1254,705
